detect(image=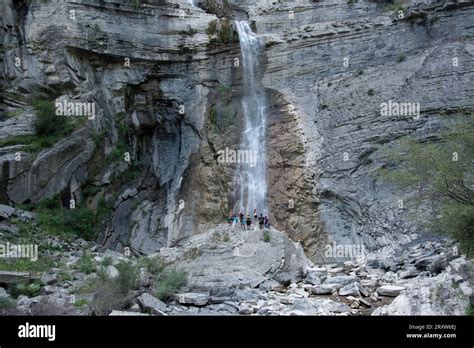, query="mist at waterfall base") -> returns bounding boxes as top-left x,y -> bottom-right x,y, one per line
232,21 -> 269,217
